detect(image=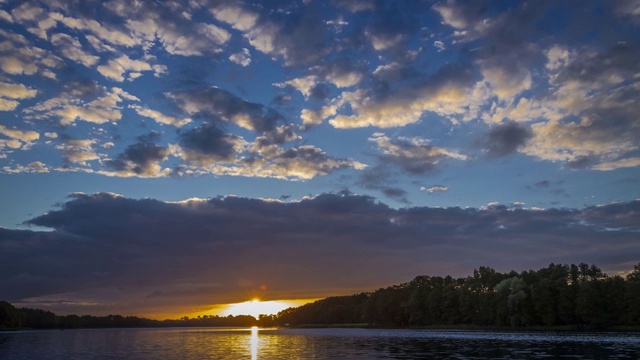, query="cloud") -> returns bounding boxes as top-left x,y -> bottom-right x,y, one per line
178,123 -> 244,165
49,11 -> 139,48
0,29 -> 62,77
121,0 -> 231,56
50,33 -> 99,67
327,64 -> 477,128
1,193 -> 637,315
421,185 -> 449,193
363,1 -> 429,52
129,105 -> 191,127
431,1 -> 640,170
0,10 -> 12,23
0,81 -> 38,99
333,0 -> 376,13
432,0 -> 552,122
229,48 -> 251,67
25,86 -> 139,125
357,133 -> 463,201
97,55 -> 153,82
277,57 -> 364,103
2,161 -> 48,174
370,133 -> 466,174
0,125 -> 39,143
483,121 -> 533,157
211,1 -> 331,66
0,125 -> 39,152
173,123 -> 364,180
105,133 -> 172,177
56,138 -> 100,165
167,86 -> 285,132
518,43 -> 640,170
259,145 -> 365,180
380,187 -> 409,203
